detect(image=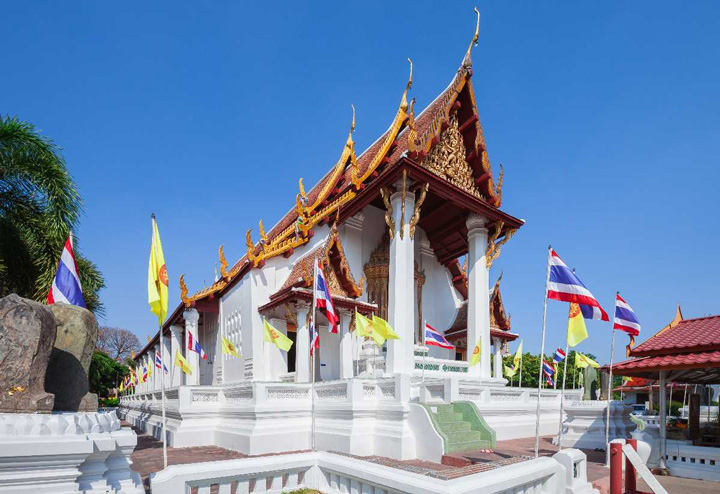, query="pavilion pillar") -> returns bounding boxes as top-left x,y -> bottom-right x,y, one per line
183,308 -> 200,386
170,324 -> 183,386
386,179 -> 416,375
466,214 -> 491,379
689,393 -> 700,440
493,337 -> 503,379
339,310 -> 354,379
295,302 -> 310,383
658,371 -> 667,469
